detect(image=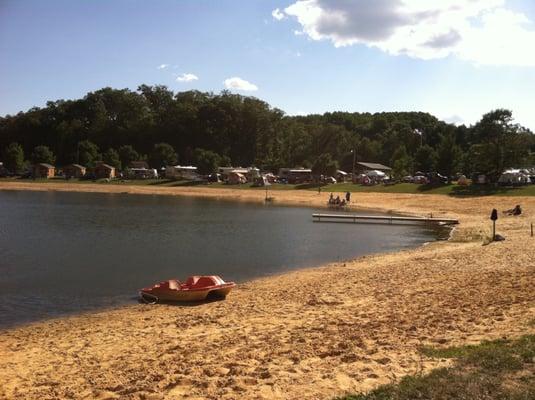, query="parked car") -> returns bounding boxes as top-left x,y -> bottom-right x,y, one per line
413,175 -> 429,184
206,173 -> 222,183
427,172 -> 448,184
